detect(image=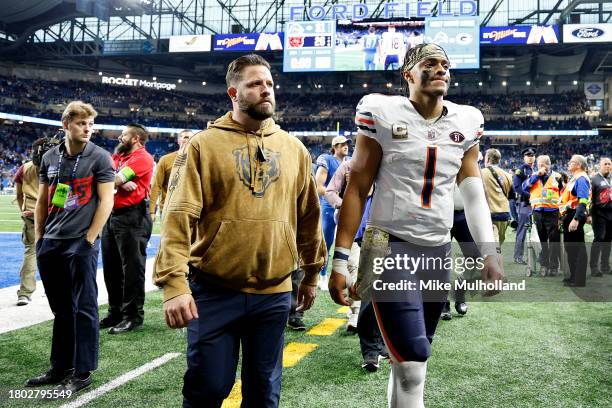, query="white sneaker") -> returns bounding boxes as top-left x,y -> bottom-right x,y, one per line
318,274 -> 329,291
17,296 -> 30,306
